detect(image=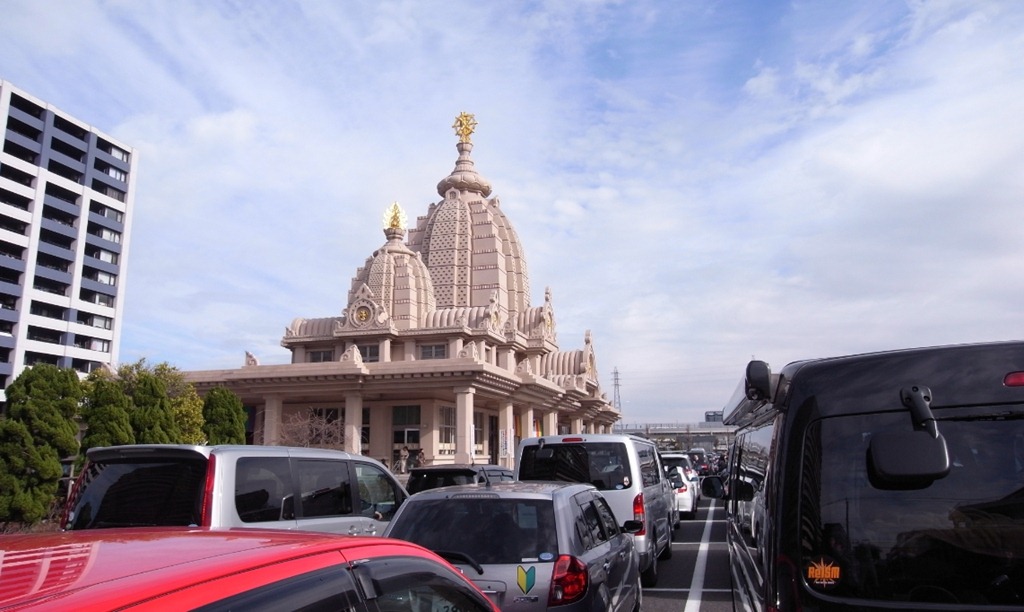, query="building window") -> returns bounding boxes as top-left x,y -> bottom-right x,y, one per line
358,344 -> 380,362
89,201 -> 124,223
474,412 -> 484,455
420,344 -> 447,360
392,405 -> 420,427
307,350 -> 334,363
439,406 -> 455,455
